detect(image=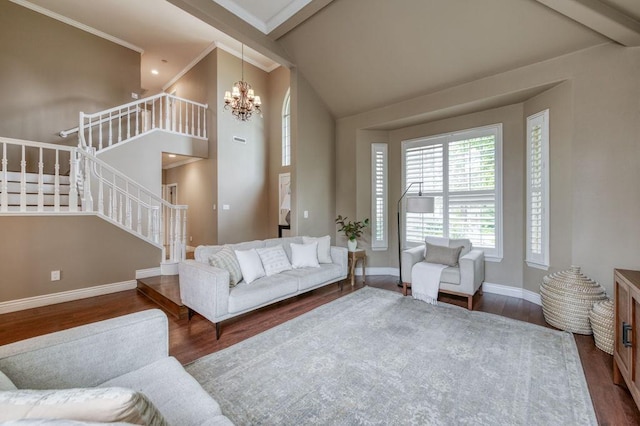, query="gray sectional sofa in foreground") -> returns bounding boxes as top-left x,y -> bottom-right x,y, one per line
0,309 -> 232,425
179,236 -> 348,339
